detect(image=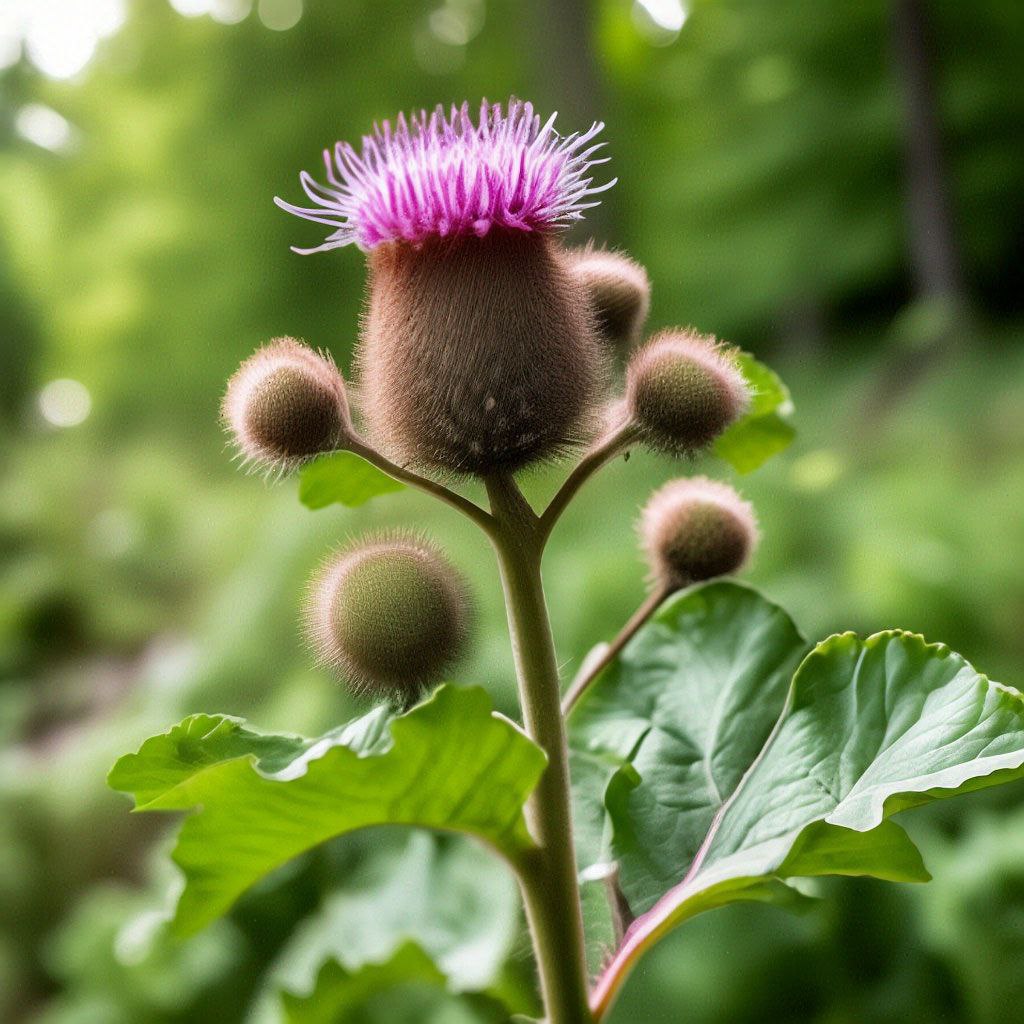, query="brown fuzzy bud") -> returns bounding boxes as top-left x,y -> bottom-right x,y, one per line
569,246 -> 650,350
625,330 -> 750,455
359,231 -> 605,476
305,534 -> 470,704
222,337 -> 350,472
640,476 -> 758,590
